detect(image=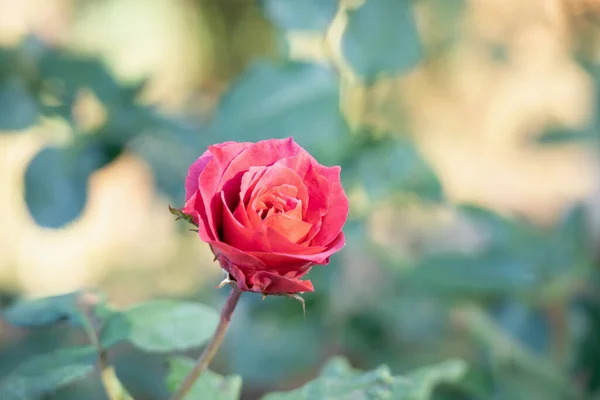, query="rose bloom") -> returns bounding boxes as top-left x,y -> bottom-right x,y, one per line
182,138 -> 348,295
